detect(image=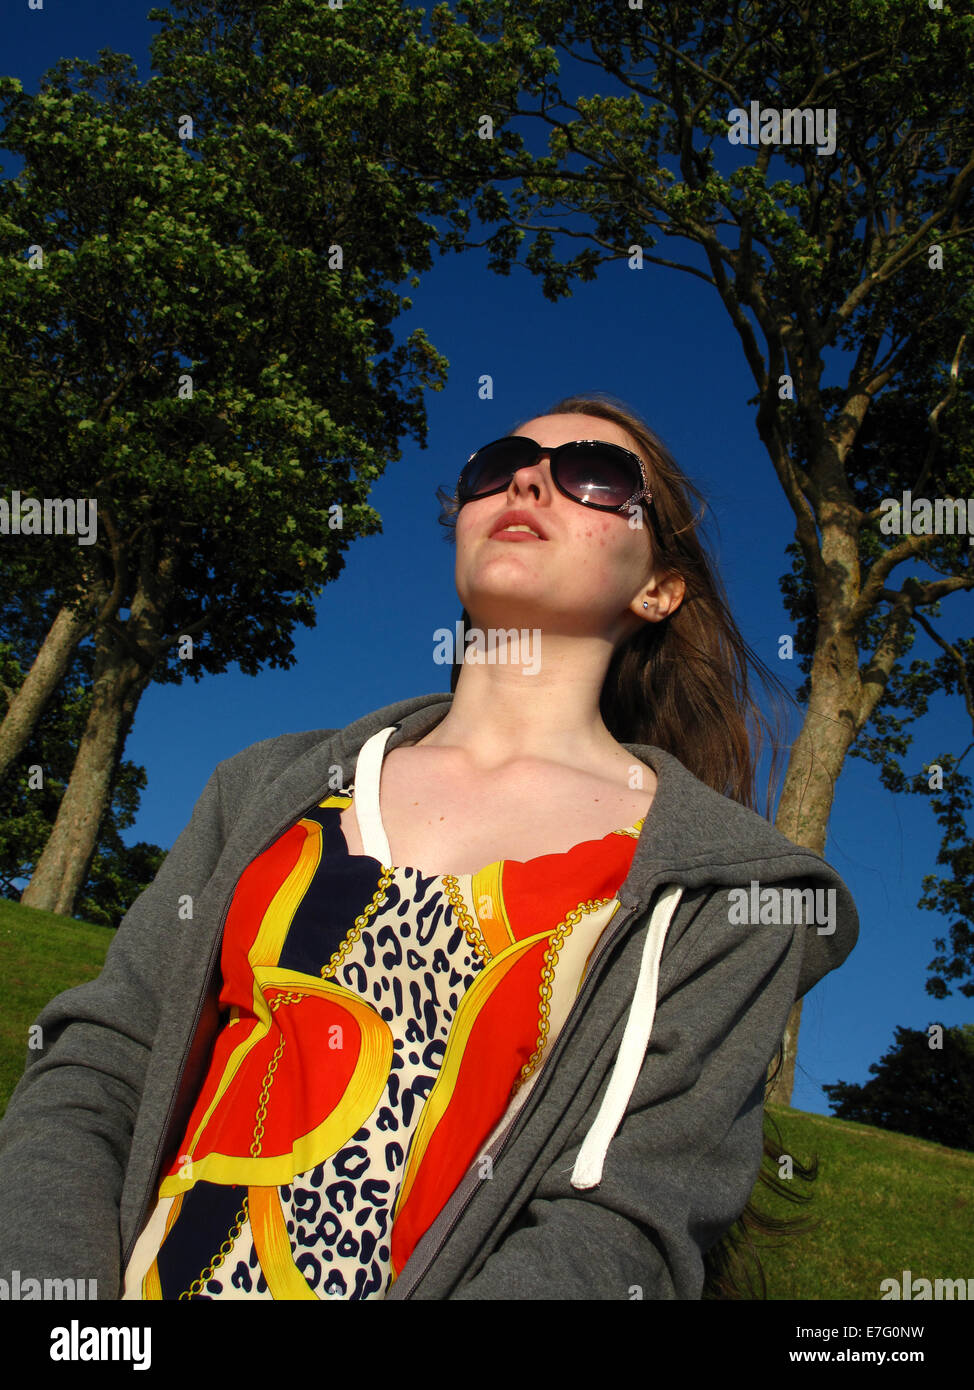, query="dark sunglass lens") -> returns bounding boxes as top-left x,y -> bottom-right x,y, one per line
459,439 -> 534,497
557,446 -> 640,507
